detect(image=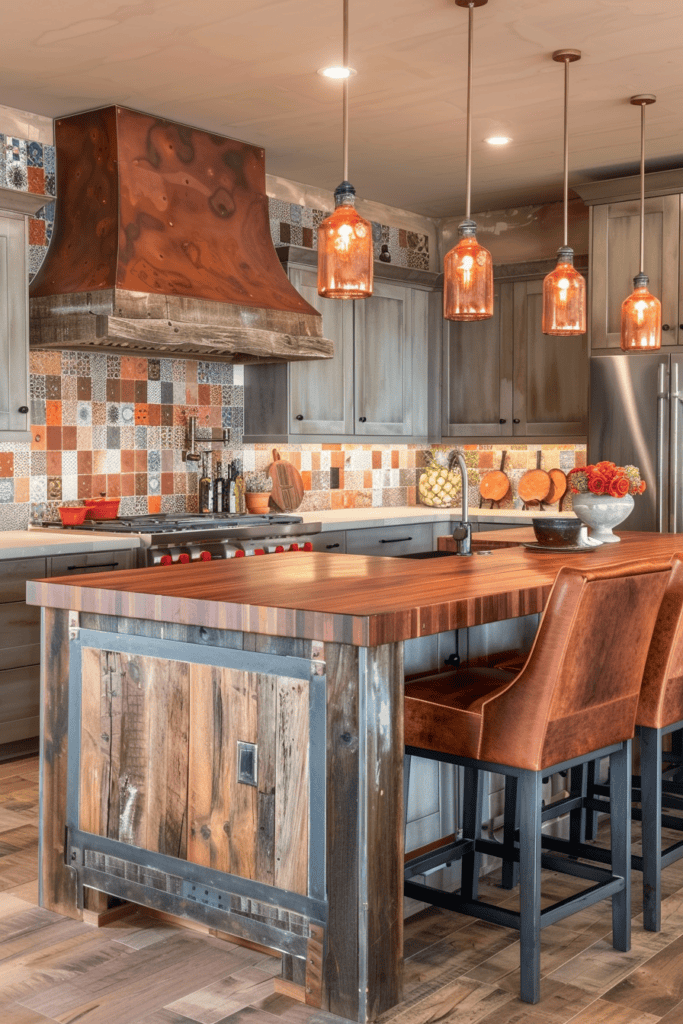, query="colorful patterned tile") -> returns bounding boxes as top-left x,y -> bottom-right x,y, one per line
27,165 -> 45,194
44,172 -> 56,197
